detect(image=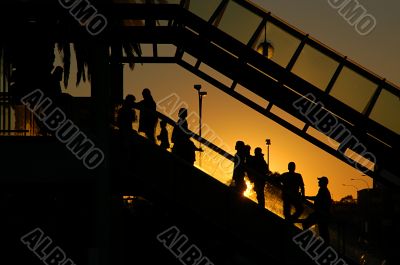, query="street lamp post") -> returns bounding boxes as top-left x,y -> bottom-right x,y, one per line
194,84 -> 207,167
265,139 -> 271,166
